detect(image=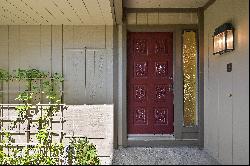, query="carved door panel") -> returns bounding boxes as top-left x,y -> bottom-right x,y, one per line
127,32 -> 174,134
